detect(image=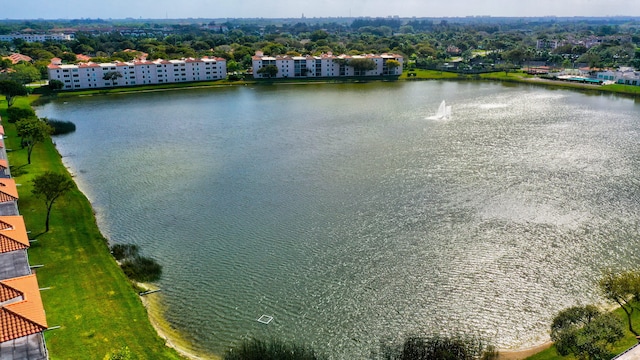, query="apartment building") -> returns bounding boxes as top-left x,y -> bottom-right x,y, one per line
47,57 -> 227,90
0,33 -> 74,43
252,52 -> 403,79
